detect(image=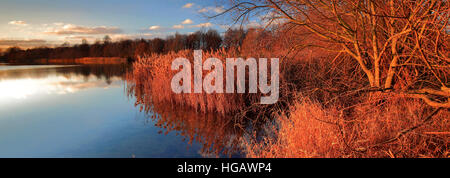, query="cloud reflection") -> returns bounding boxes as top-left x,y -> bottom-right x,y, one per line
0,64 -> 128,103
0,75 -> 122,102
